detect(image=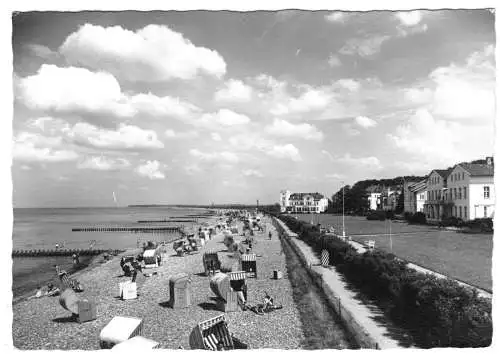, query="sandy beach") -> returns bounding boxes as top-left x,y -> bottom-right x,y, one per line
12,214 -> 305,350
